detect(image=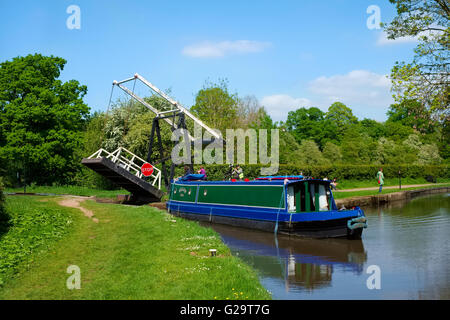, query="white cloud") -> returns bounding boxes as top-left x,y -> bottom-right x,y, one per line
260,94 -> 312,121
308,70 -> 392,108
376,31 -> 419,46
182,40 -> 271,58
260,70 -> 394,122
